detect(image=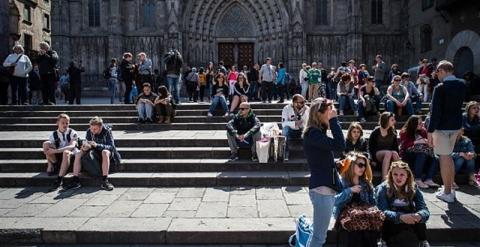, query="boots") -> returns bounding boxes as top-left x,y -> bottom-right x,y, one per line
164,116 -> 171,124
157,116 -> 165,124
